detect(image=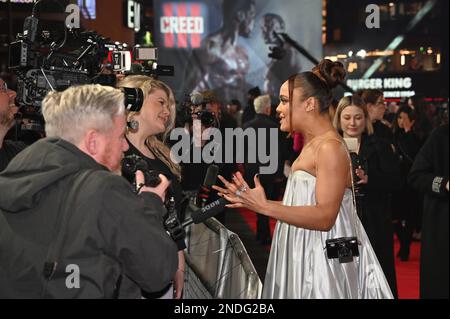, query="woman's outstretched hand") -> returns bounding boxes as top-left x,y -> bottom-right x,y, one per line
212,171 -> 268,214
